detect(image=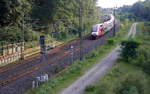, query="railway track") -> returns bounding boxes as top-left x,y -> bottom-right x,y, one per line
0,67 -> 38,88
0,27 -> 115,94
0,39 -> 79,75
0,38 -> 89,88
0,53 -> 41,74
0,34 -> 89,75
